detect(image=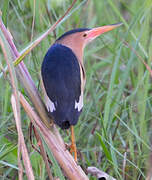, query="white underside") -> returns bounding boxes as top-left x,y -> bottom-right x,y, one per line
46,95 -> 56,113
75,92 -> 83,112
42,76 -> 83,113
46,93 -> 83,113
74,61 -> 84,112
